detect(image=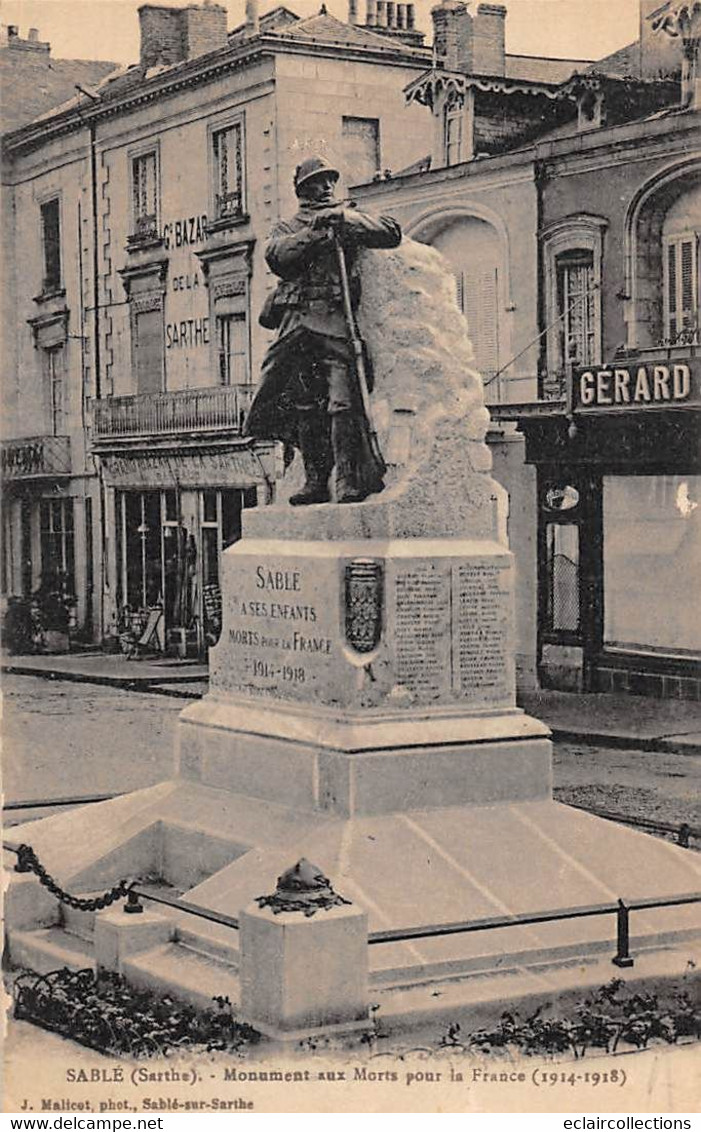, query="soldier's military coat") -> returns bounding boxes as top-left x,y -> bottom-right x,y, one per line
244,200 -> 401,451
